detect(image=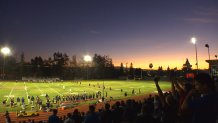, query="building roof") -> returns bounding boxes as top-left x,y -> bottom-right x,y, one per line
206,60 -> 218,65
